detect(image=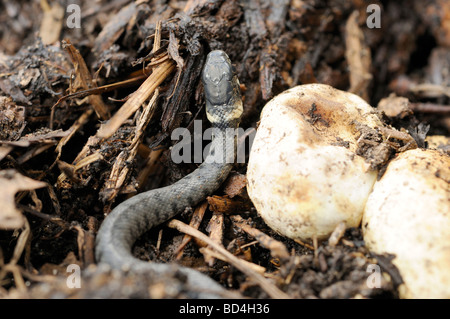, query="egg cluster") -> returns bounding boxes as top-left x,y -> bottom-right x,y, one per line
247,84 -> 450,298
